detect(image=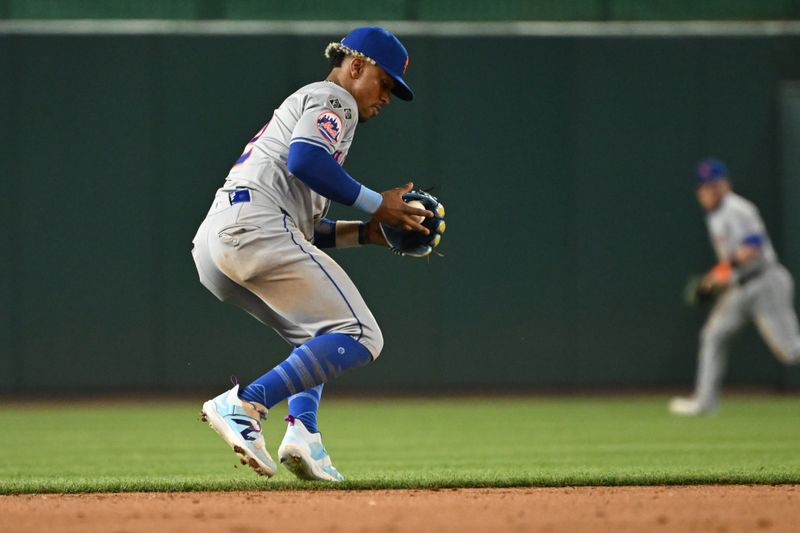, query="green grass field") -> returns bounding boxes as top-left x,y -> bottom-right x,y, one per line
1,395 -> 798,494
